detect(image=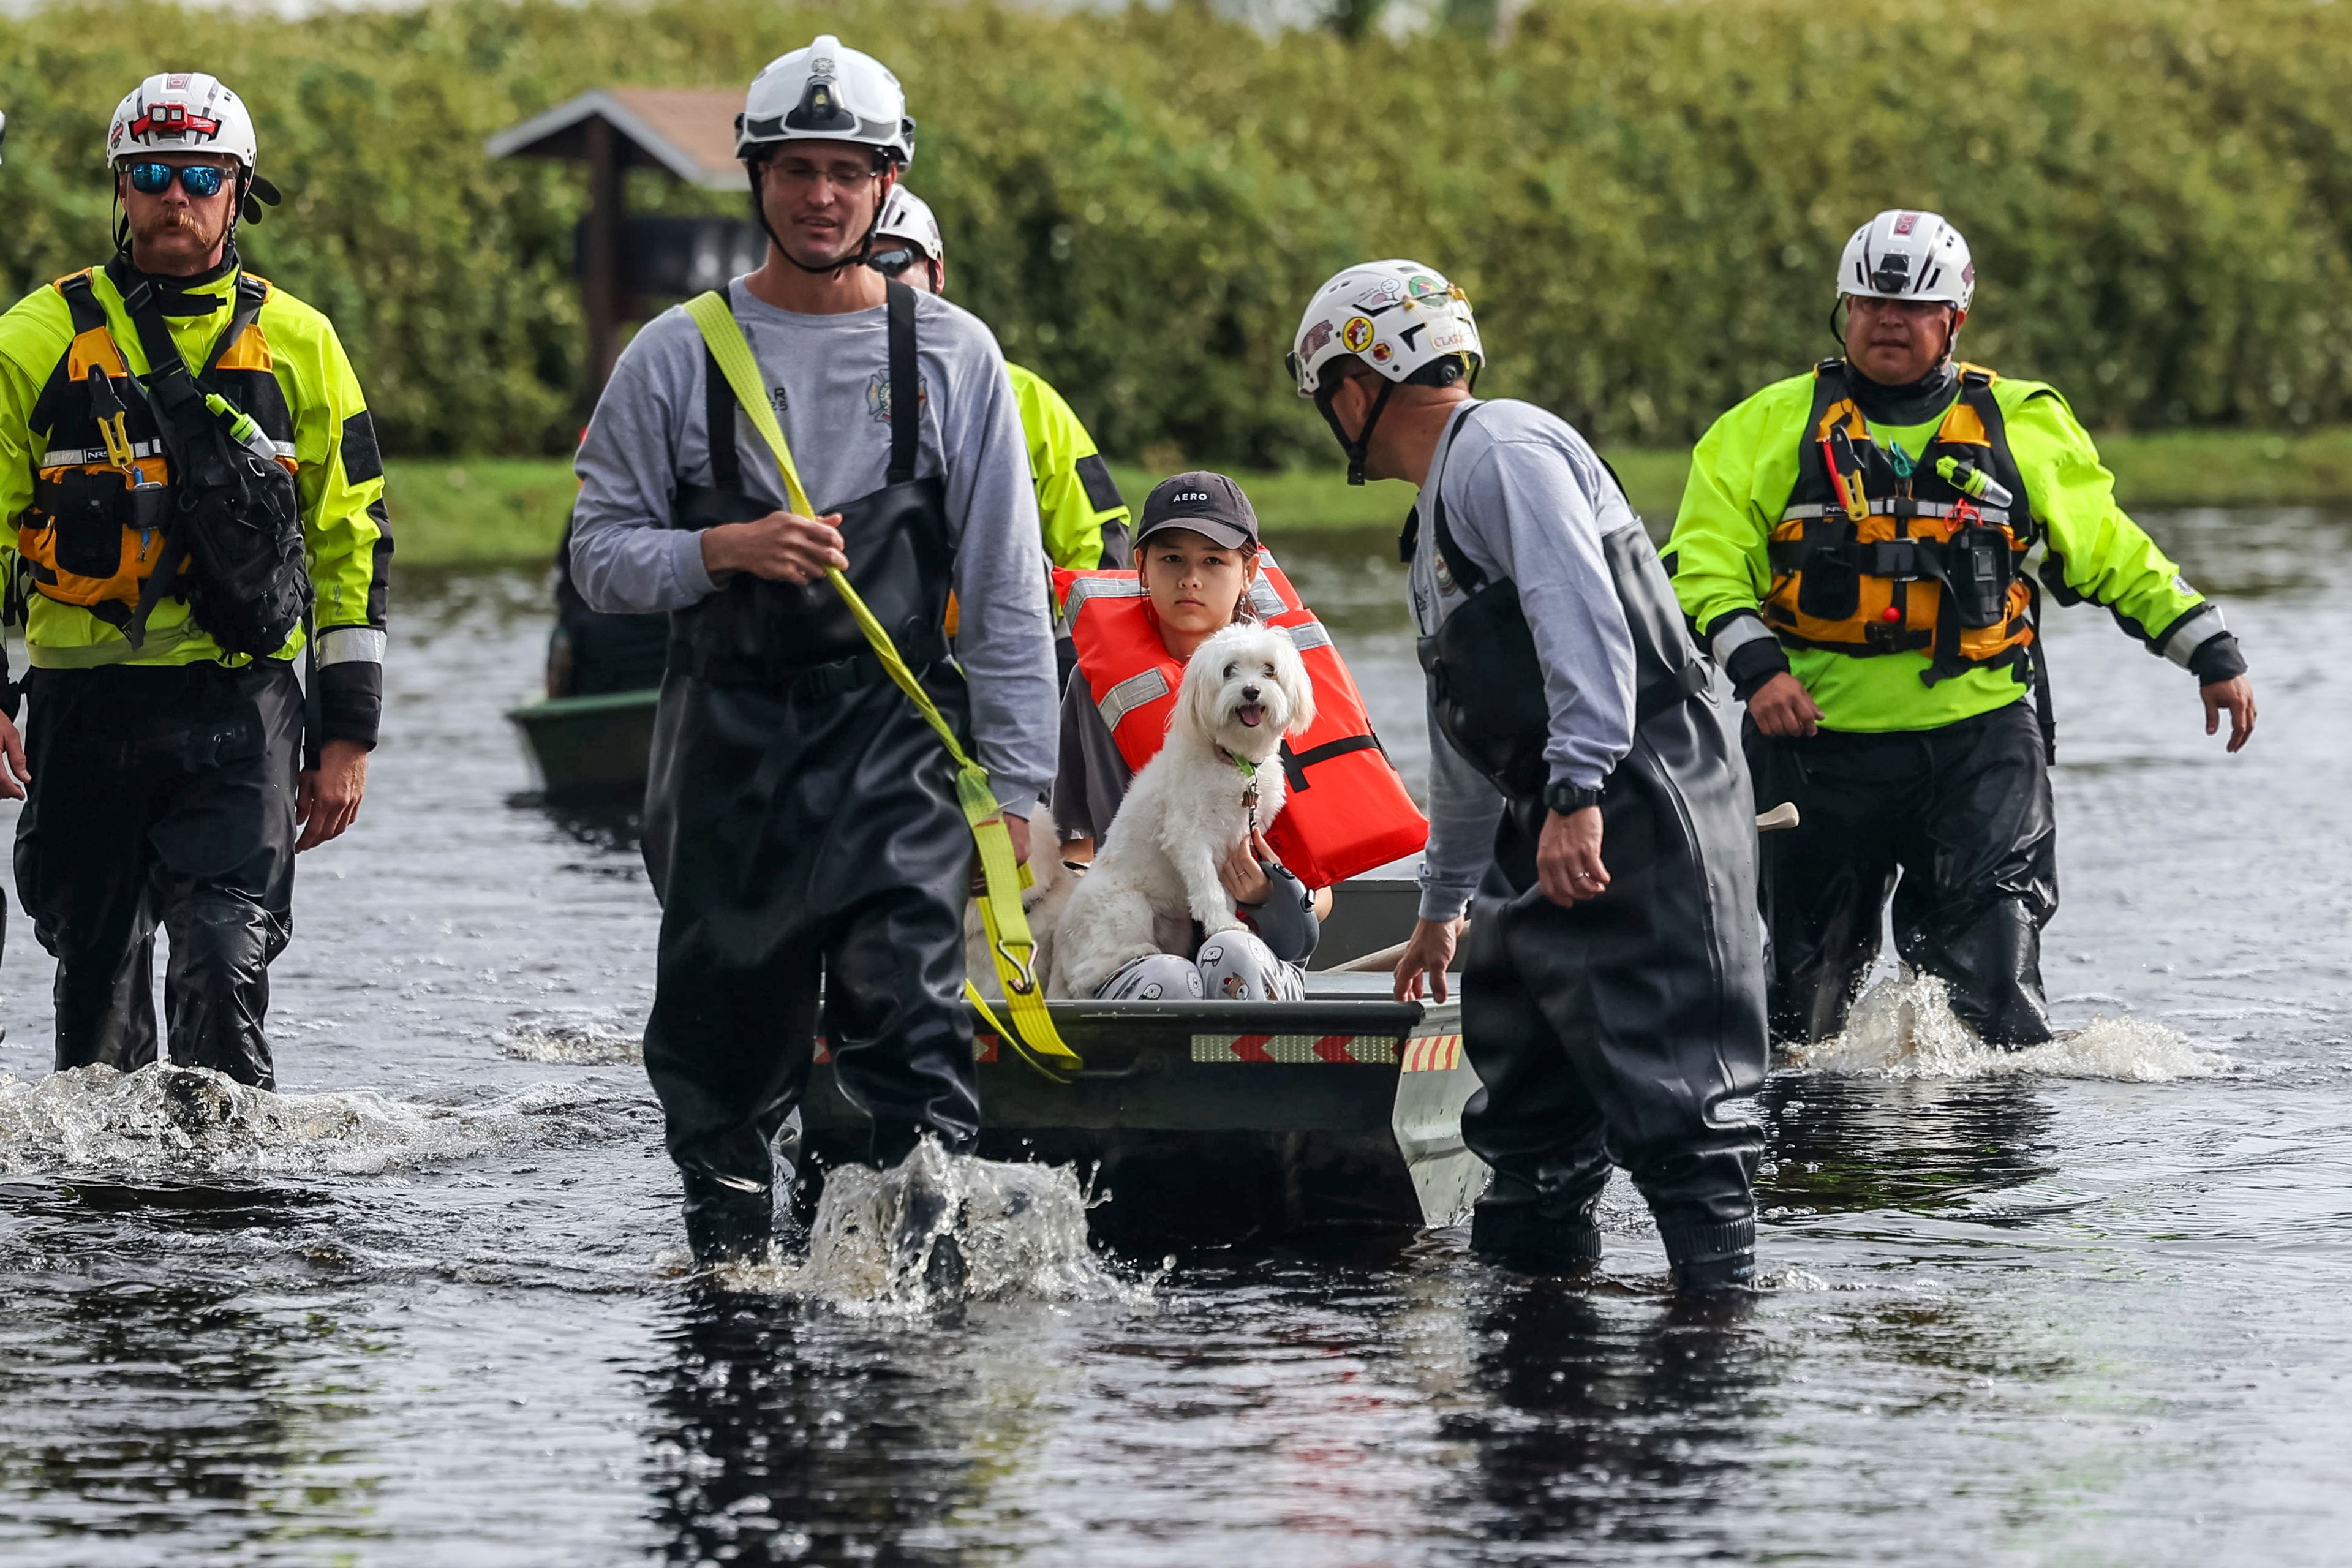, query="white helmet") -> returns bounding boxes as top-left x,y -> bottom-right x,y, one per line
874,186 -> 943,262
1838,209 -> 1974,310
1289,260 -> 1481,484
737,35 -> 915,168
1287,259 -> 1482,401
107,72 -> 257,171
